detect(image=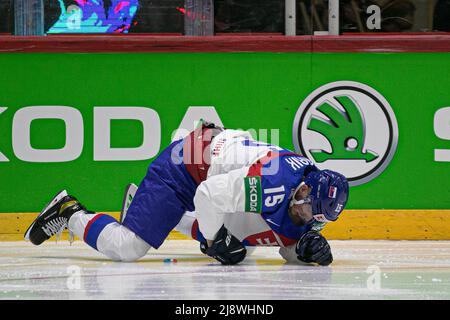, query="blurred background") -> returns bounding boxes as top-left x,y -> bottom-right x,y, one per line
0,0 -> 449,35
